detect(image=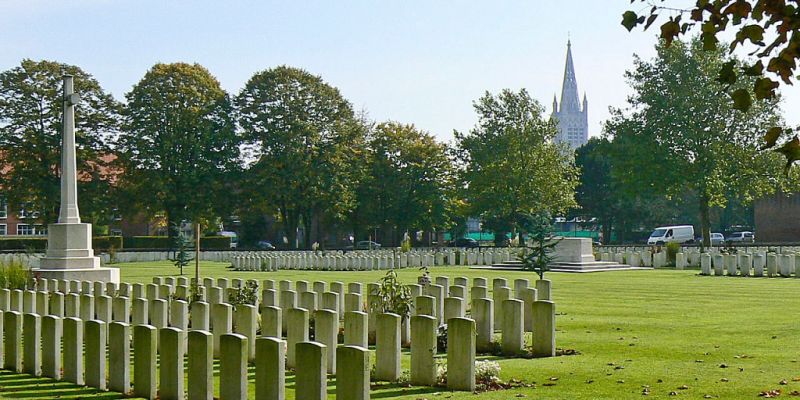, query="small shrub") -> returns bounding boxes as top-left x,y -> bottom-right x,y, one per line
0,261 -> 32,290
435,360 -> 502,388
666,242 -> 680,265
437,323 -> 448,352
400,234 -> 412,252
228,280 -> 258,306
436,361 -> 448,385
369,269 -> 413,318
475,360 -> 502,386
170,228 -> 194,275
518,211 -> 559,279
